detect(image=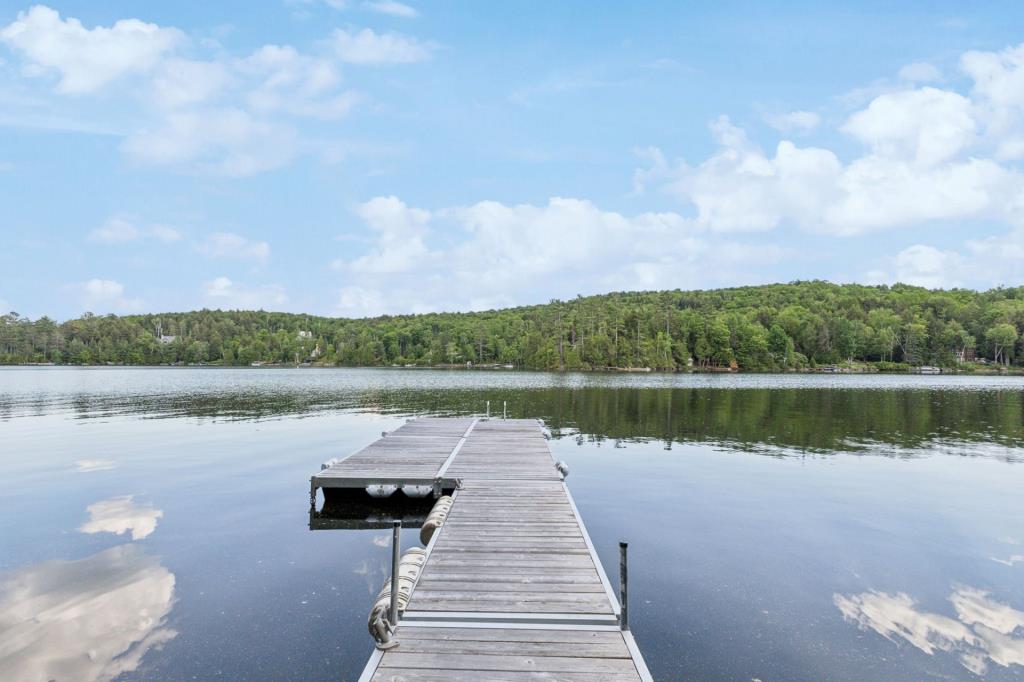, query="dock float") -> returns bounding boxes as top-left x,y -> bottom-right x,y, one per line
311,417 -> 653,681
